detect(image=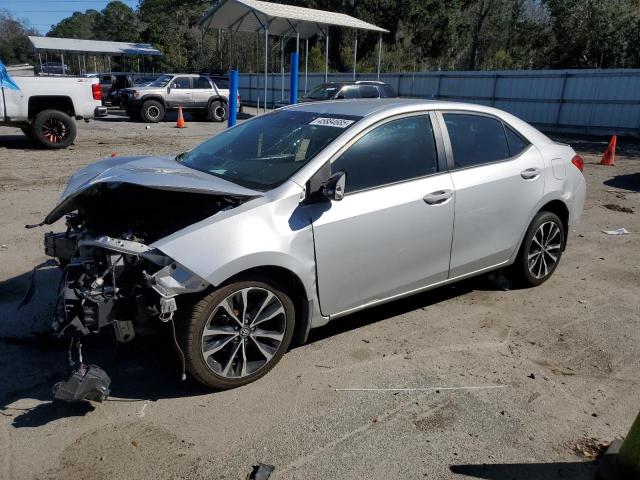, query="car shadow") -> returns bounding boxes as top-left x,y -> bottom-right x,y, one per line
305,271 -> 514,345
450,460 -> 596,479
1,263 -> 513,427
604,172 -> 640,192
